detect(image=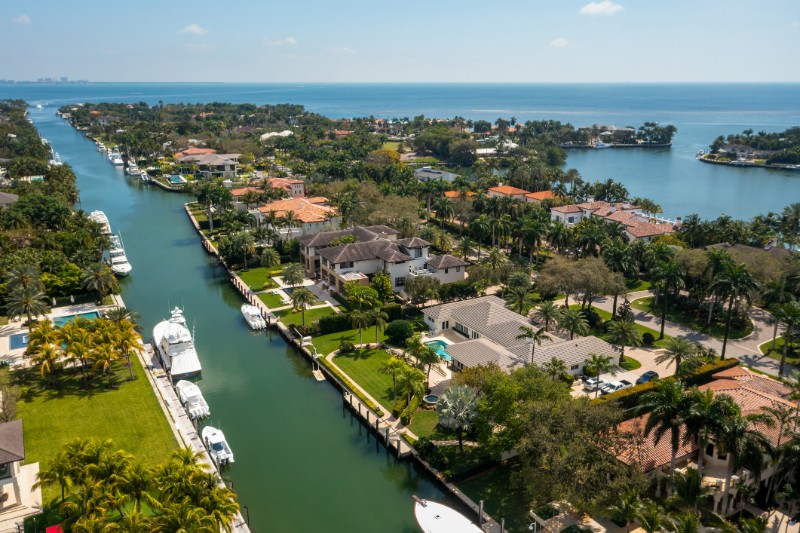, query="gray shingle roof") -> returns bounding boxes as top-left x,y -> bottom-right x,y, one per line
318,239 -> 412,264
531,336 -> 617,368
298,225 -> 398,248
0,420 -> 24,464
446,338 -> 513,369
0,192 -> 19,206
396,237 -> 431,248
427,254 -> 468,269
